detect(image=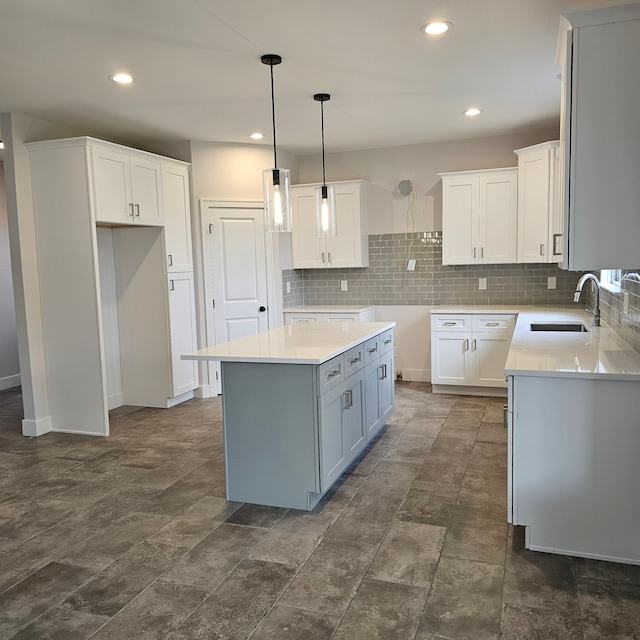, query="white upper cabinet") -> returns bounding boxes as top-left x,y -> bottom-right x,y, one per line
514,141 -> 561,263
162,163 -> 193,272
440,168 -> 517,265
92,145 -> 163,226
291,180 -> 386,269
558,4 -> 640,270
